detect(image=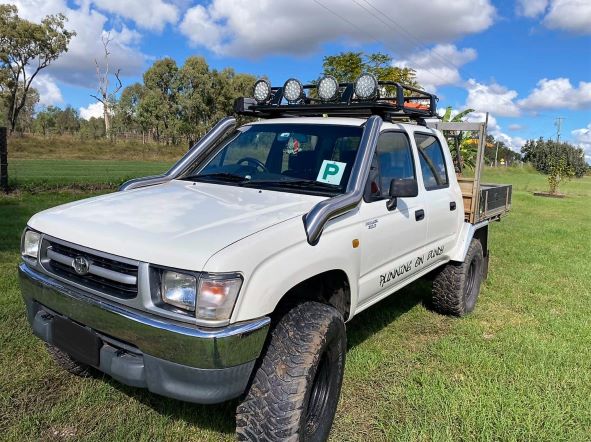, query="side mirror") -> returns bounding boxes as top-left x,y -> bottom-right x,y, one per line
387,178 -> 418,211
